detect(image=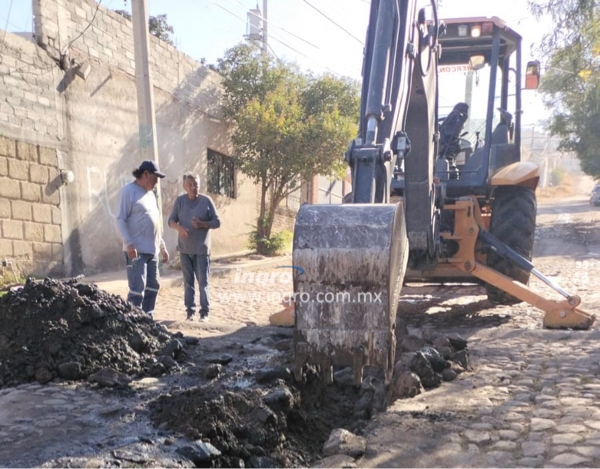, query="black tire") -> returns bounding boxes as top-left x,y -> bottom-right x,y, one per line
486,185 -> 537,305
